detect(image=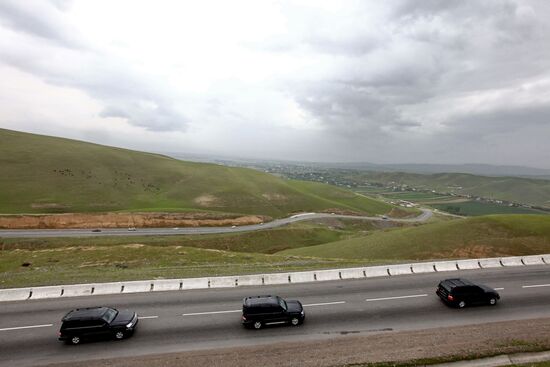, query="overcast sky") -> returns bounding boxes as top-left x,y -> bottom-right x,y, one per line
1,0 -> 550,167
